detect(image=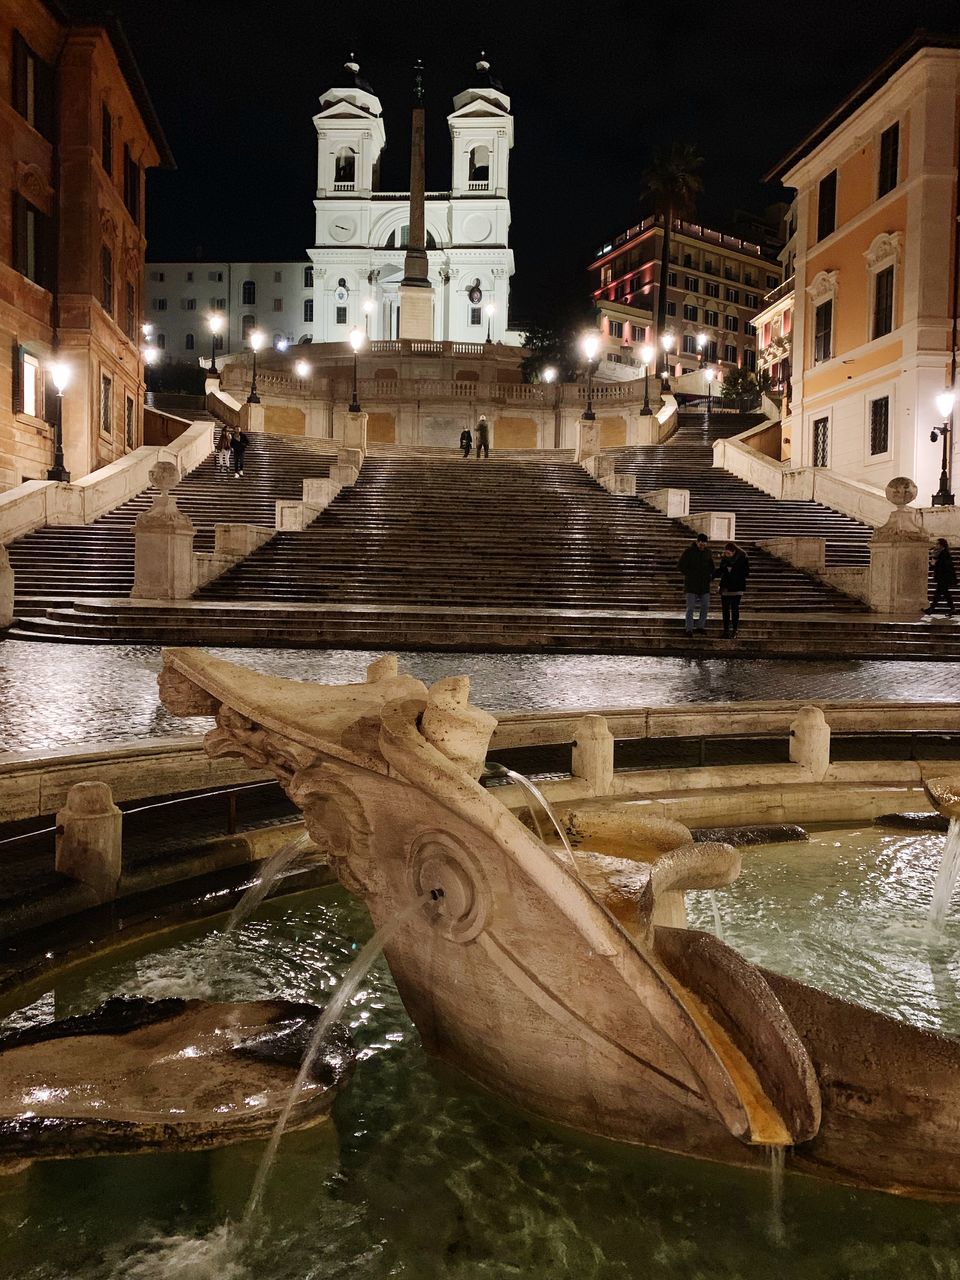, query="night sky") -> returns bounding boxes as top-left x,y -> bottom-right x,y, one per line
113,0 -> 960,330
